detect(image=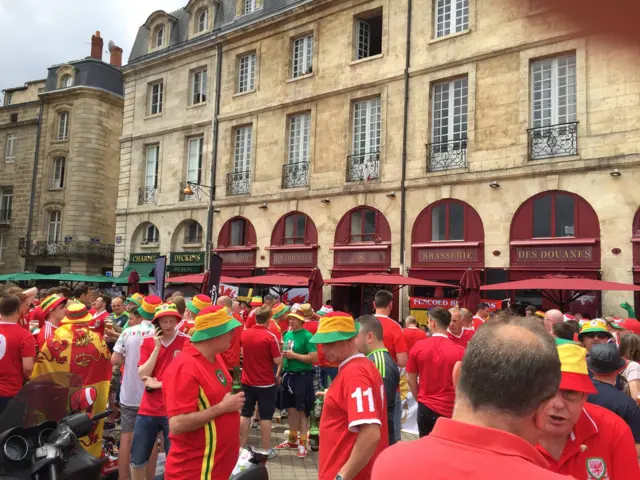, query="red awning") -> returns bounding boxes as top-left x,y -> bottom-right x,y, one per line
233,273 -> 309,287
165,274 -> 239,285
481,276 -> 640,292
325,272 -> 456,288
